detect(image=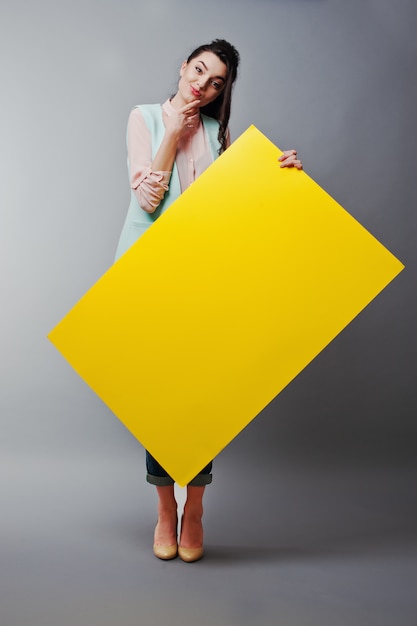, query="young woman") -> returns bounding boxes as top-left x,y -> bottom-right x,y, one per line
115,39 -> 302,562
